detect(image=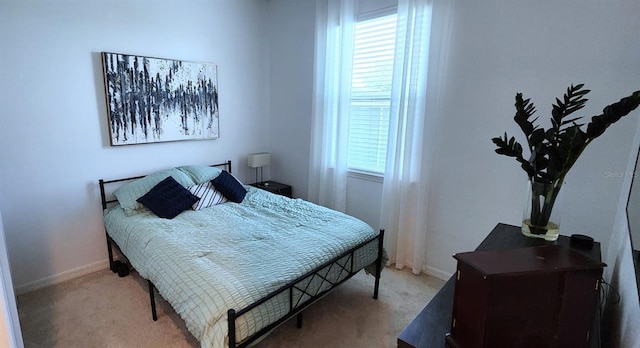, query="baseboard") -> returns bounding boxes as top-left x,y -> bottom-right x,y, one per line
422,265 -> 453,281
15,259 -> 110,295
390,261 -> 453,282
